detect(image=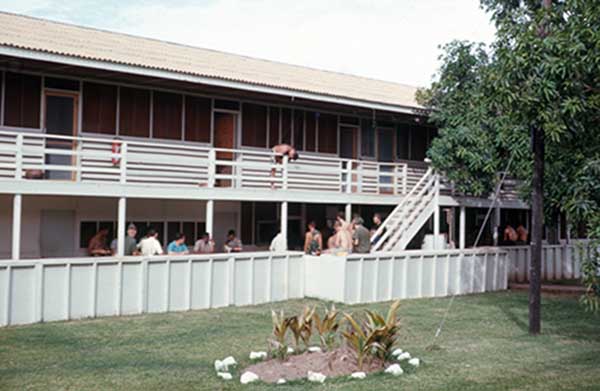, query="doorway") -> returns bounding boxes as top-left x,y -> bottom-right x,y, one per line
44,91 -> 79,180
340,126 -> 359,192
377,127 -> 395,193
213,112 -> 237,187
